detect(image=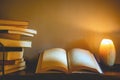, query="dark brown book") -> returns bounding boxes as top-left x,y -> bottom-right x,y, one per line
0,47 -> 23,52
0,33 -> 21,40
